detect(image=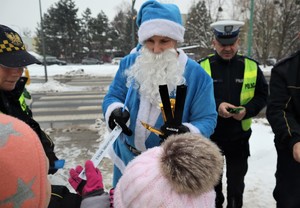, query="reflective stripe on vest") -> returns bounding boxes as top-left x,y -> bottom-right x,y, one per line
19,93 -> 28,112
200,57 -> 257,131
